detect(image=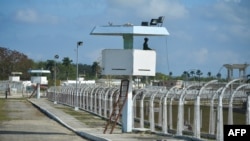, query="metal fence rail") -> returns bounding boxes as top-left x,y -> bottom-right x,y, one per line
45,79 -> 249,141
